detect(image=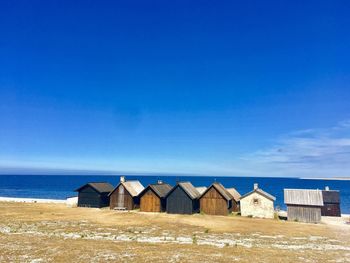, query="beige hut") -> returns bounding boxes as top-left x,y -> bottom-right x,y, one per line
240,183 -> 276,219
